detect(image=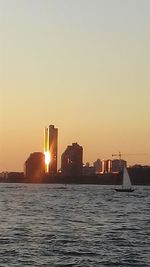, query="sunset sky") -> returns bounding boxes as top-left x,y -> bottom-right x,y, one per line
1,0 -> 150,171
